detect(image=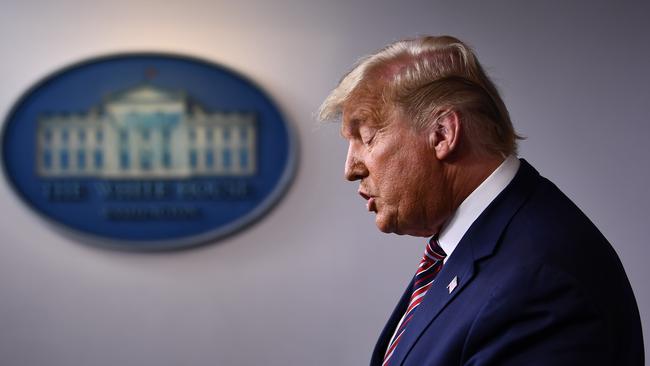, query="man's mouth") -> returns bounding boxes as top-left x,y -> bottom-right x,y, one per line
359,191 -> 377,212
367,197 -> 377,212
